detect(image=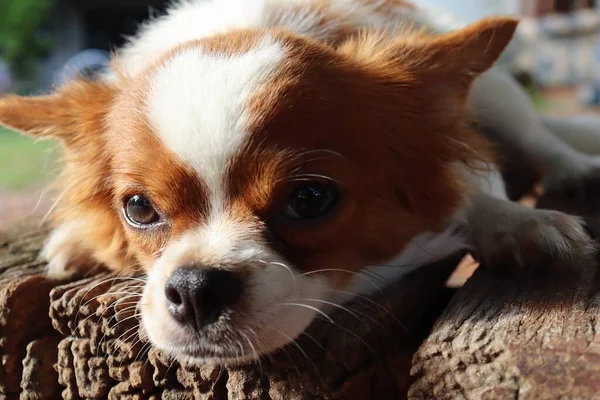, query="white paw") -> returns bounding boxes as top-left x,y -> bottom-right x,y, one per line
41,222 -> 91,280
